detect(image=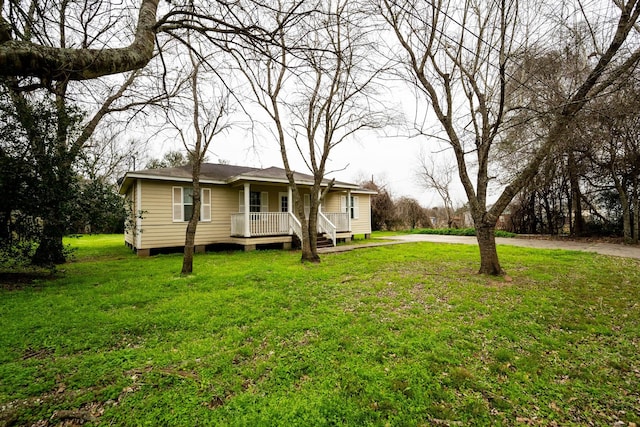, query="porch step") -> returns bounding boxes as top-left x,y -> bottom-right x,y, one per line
316,234 -> 334,248
291,234 -> 334,248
